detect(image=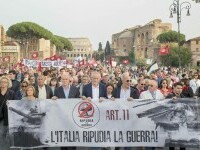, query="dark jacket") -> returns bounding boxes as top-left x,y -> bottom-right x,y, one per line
166,92 -> 185,99
10,79 -> 20,92
35,85 -> 53,99
82,83 -> 107,98
182,86 -> 194,98
54,85 -> 80,98
113,86 -> 139,99
0,89 -> 15,126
